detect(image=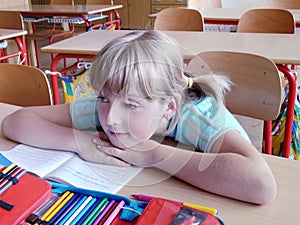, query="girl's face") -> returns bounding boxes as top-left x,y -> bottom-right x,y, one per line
97,85 -> 169,149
